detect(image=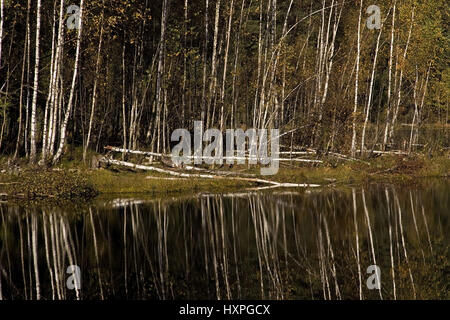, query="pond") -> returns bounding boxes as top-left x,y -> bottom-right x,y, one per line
0,180 -> 448,300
